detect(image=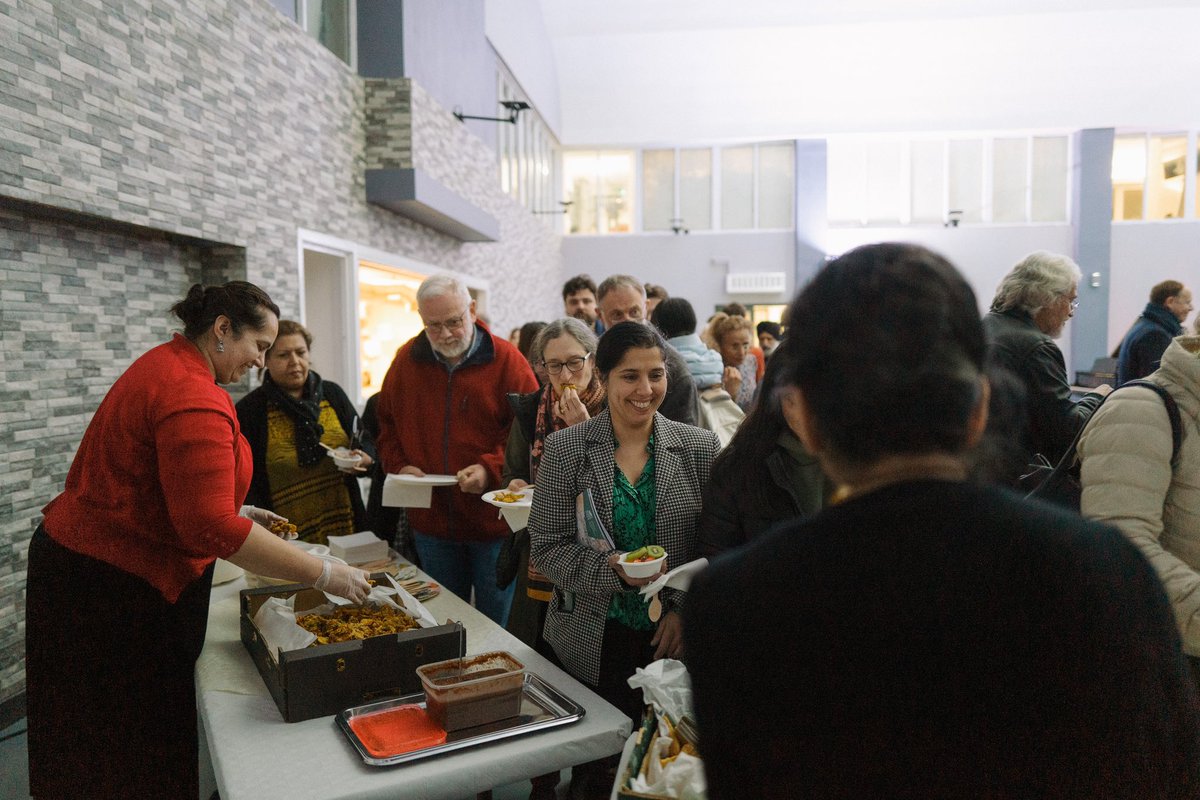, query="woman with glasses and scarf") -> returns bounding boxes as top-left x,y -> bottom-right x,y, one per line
501,317 -> 606,649
237,319 -> 374,544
